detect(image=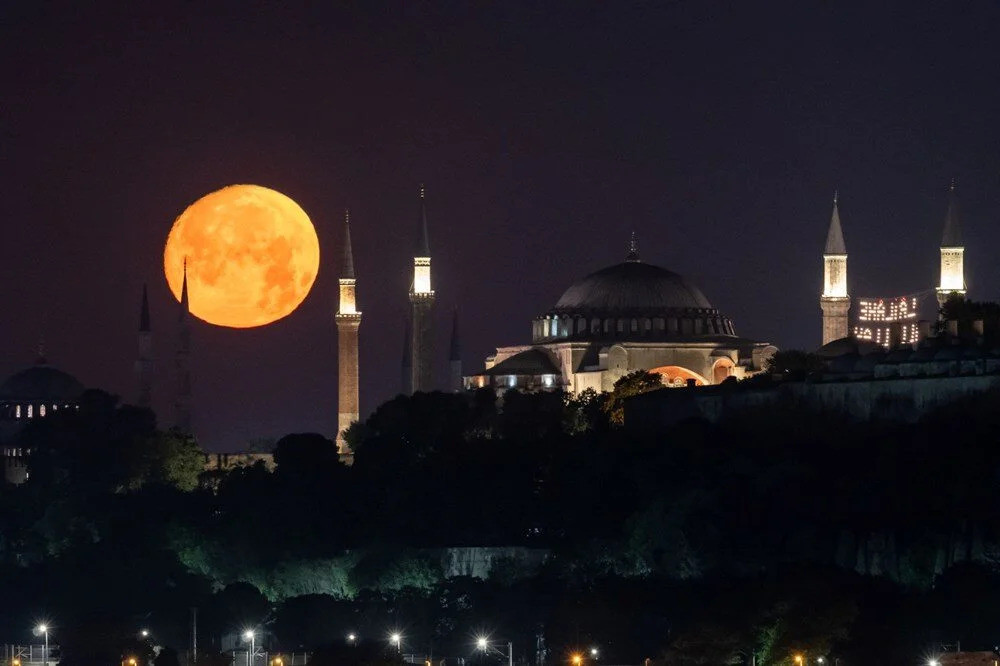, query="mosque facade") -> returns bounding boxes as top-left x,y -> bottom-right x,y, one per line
465,237 -> 777,395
